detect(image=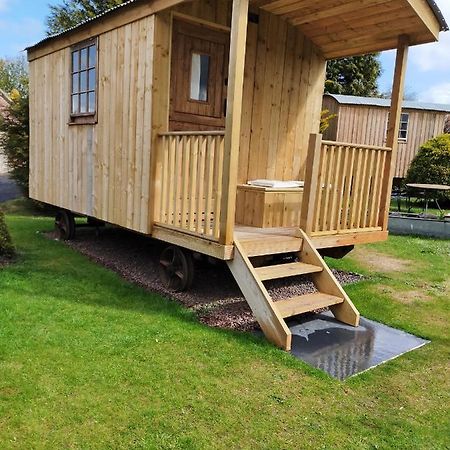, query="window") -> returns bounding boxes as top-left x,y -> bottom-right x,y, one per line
398,113 -> 409,141
71,39 -> 97,122
190,53 -> 210,102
